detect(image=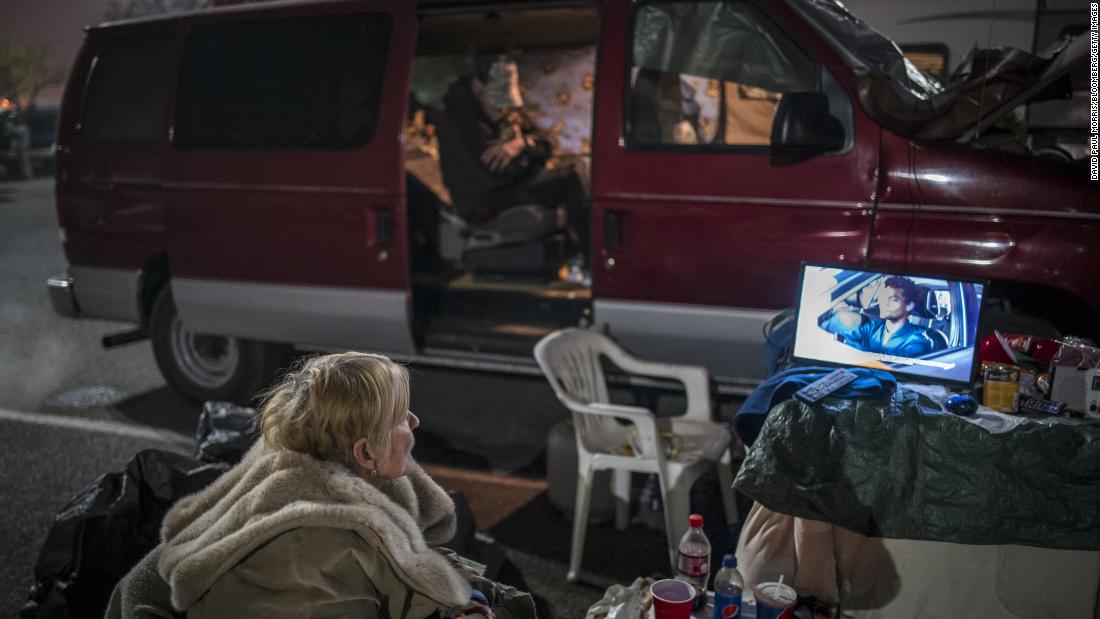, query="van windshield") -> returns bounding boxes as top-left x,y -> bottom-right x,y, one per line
784,0 -> 943,100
